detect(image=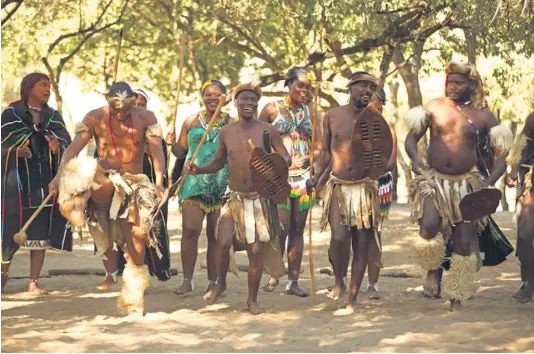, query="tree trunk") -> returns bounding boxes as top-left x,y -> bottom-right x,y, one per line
392,43 -> 427,160
463,28 -> 477,65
